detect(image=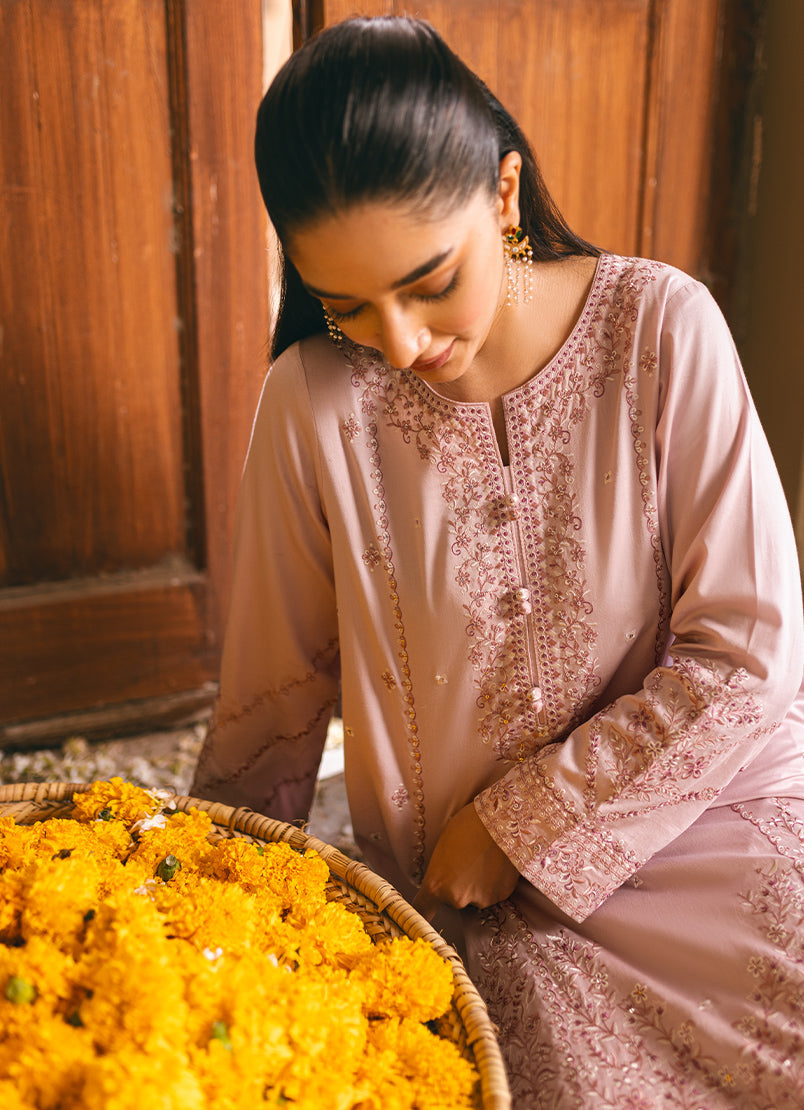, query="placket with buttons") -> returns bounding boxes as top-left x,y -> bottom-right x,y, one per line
493,477 -> 549,759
